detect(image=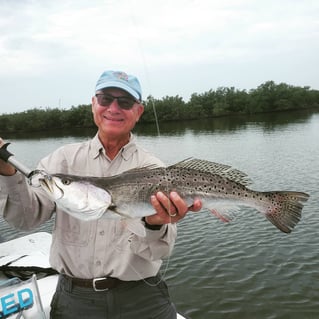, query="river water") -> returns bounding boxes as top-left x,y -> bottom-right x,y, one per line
1,111 -> 318,318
